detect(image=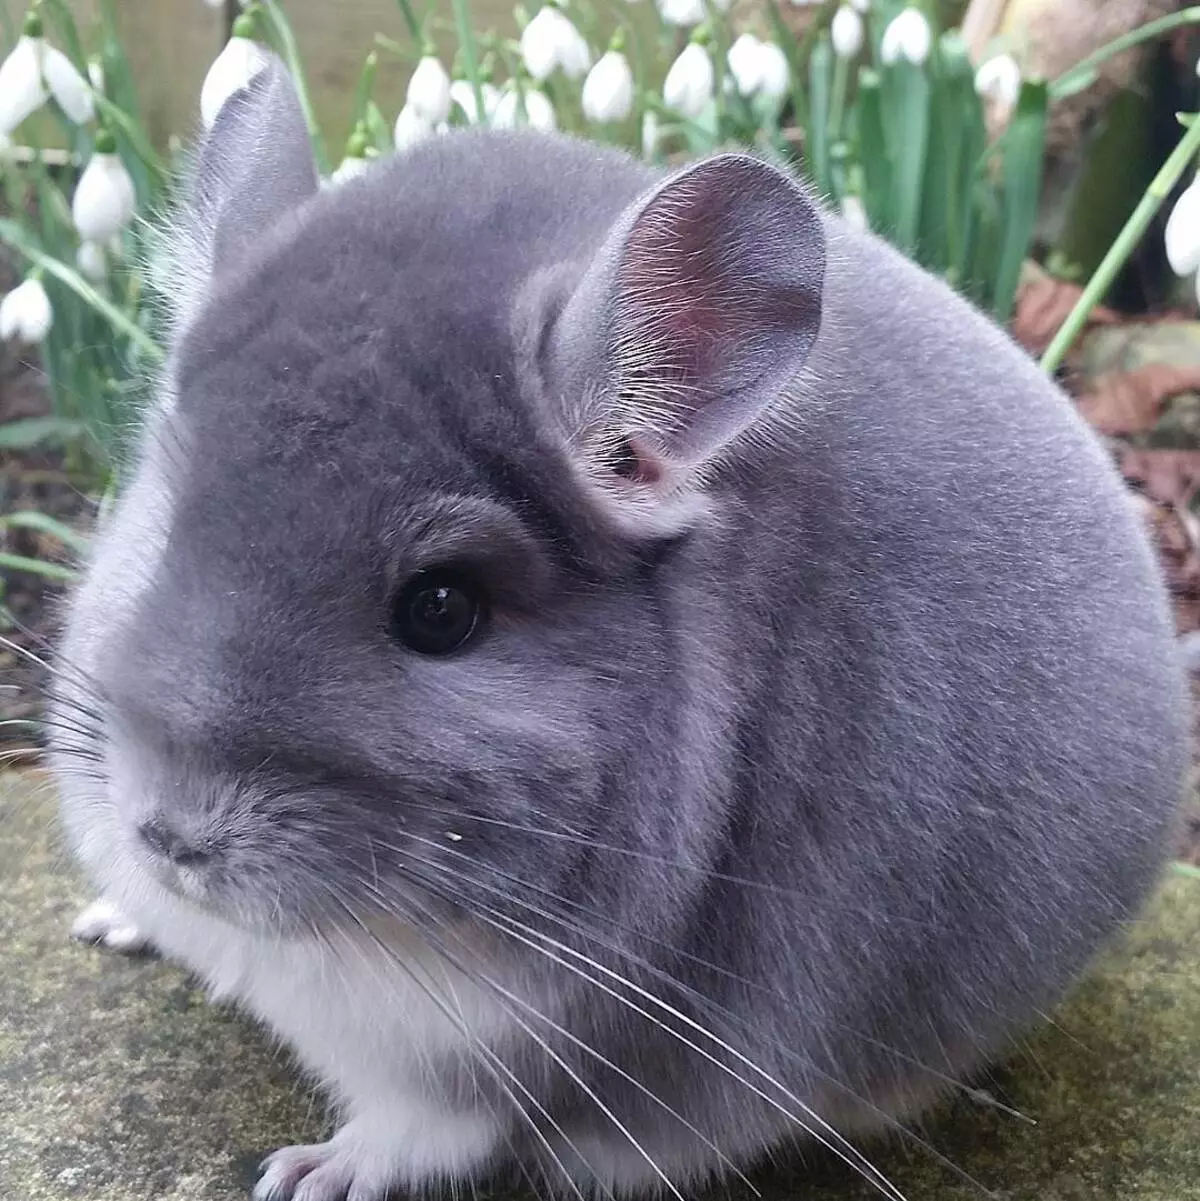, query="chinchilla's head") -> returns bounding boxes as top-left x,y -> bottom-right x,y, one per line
50,56 -> 827,947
